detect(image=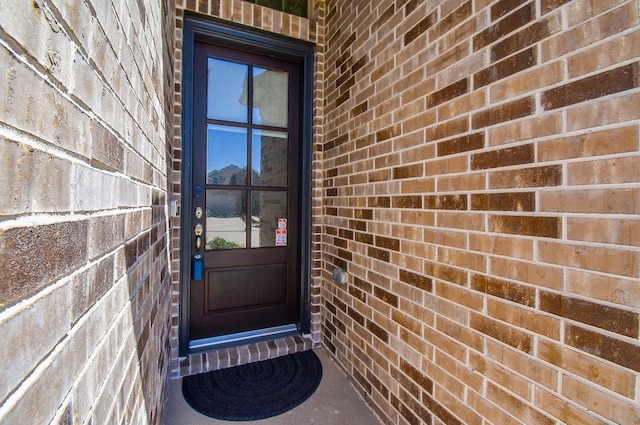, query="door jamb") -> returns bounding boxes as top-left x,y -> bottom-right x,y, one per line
180,14 -> 315,357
